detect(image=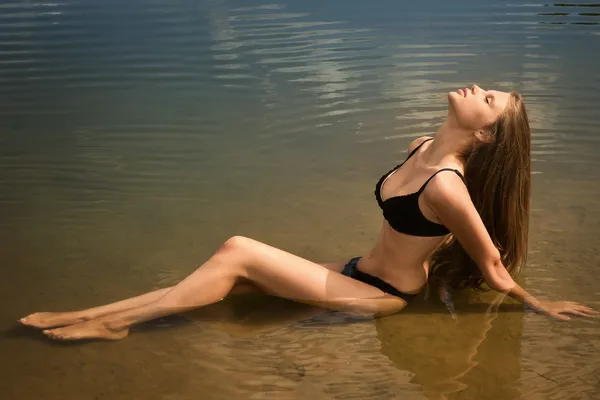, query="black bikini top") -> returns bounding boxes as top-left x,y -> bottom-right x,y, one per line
374,138 -> 467,237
